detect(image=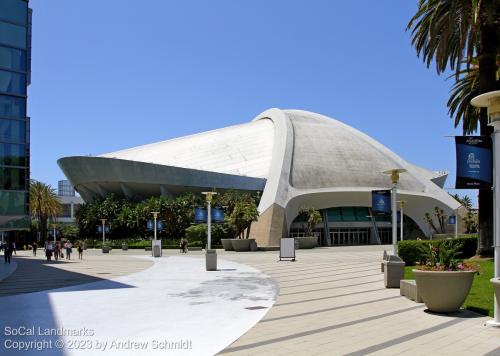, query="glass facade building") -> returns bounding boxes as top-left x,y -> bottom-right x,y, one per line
58,180 -> 76,197
0,0 -> 31,229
